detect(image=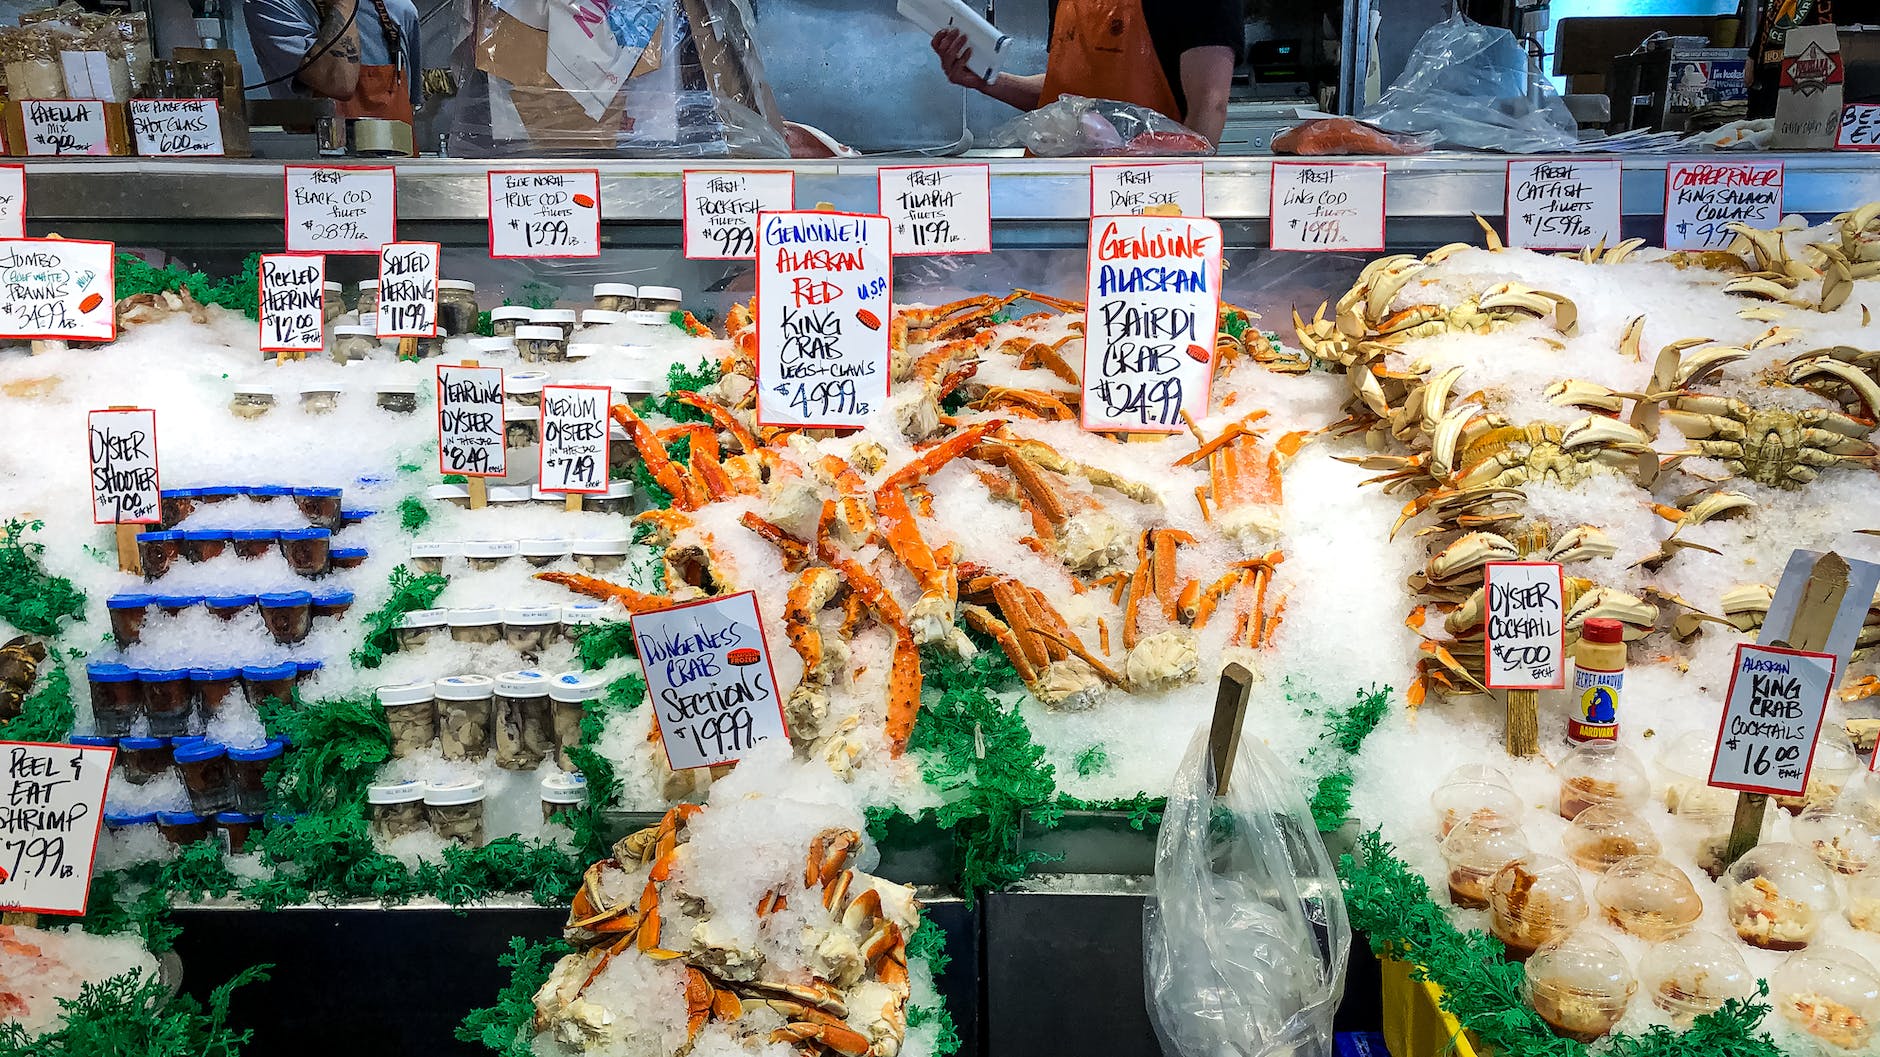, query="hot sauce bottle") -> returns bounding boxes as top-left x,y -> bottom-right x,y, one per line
1569,617 -> 1626,744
